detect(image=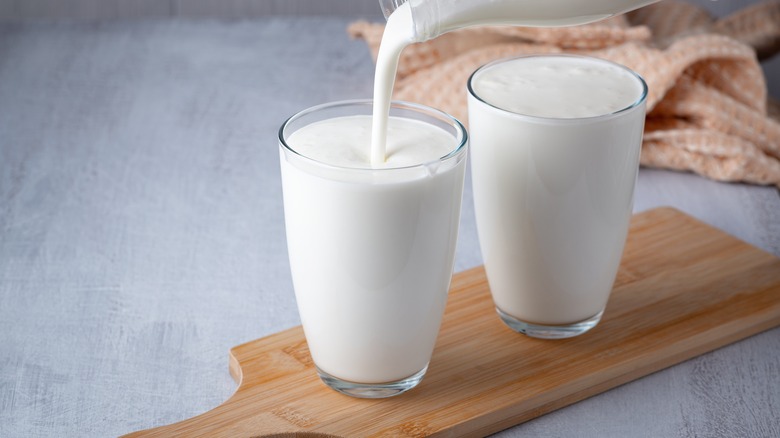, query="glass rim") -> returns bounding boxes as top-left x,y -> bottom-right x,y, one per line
467,54 -> 649,123
278,99 -> 468,173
